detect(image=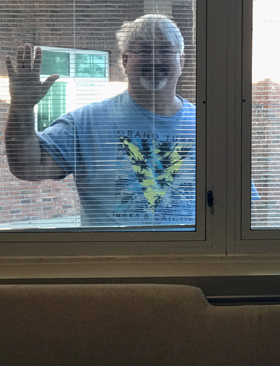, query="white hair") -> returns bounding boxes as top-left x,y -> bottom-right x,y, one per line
116,14 -> 184,54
